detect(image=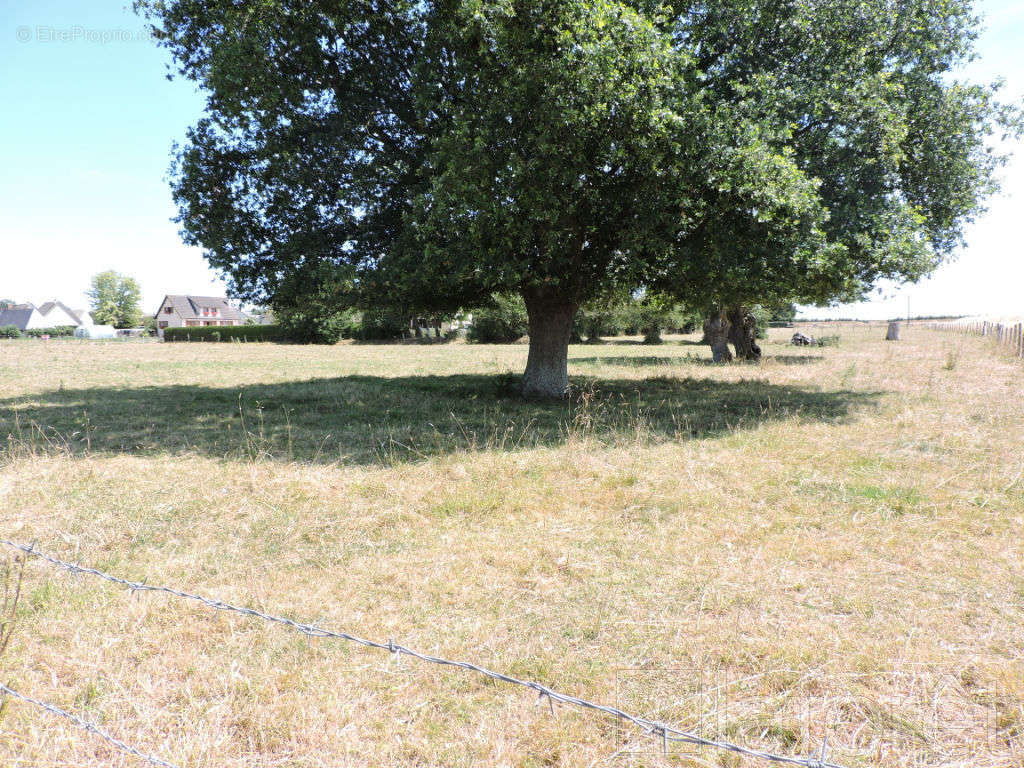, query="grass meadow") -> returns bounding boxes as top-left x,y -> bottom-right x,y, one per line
0,324 -> 1022,767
